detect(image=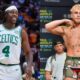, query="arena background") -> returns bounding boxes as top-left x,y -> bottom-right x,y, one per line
0,0 -> 40,80
40,0 -> 80,79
